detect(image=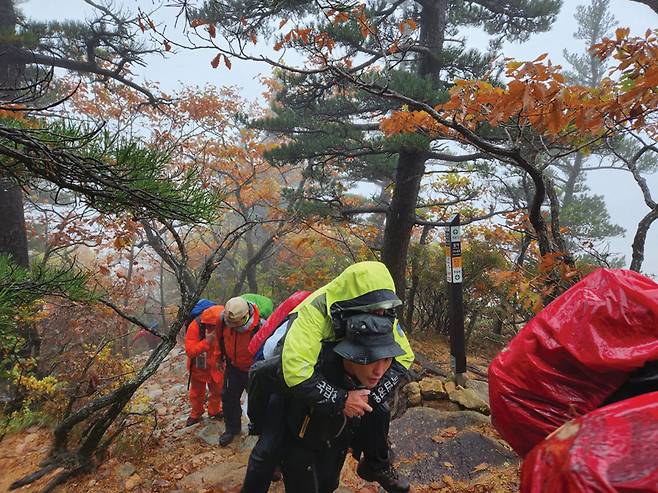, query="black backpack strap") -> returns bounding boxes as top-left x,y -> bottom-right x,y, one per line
218,316 -> 227,363
195,315 -> 206,340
